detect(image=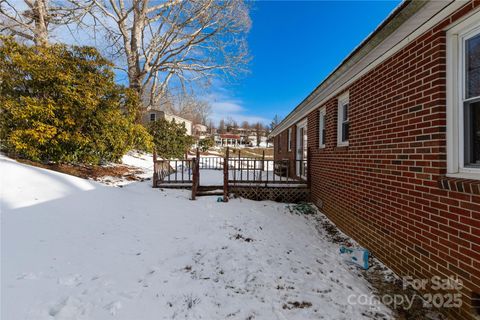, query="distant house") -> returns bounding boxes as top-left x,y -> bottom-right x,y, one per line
269,2 -> 479,320
193,124 -> 208,138
216,134 -> 242,147
247,133 -> 270,148
143,109 -> 192,136
210,131 -> 271,148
